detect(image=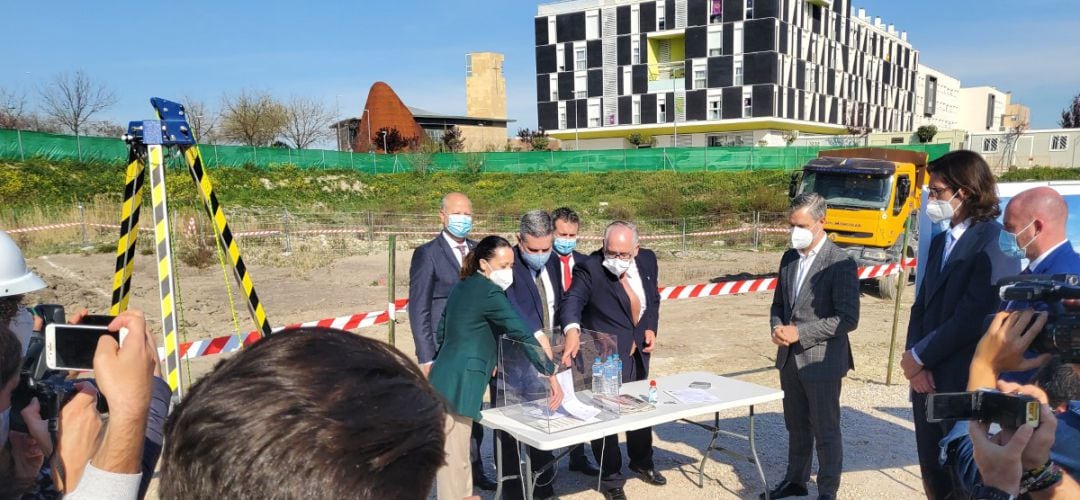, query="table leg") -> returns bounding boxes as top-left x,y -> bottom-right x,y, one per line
495,434 -> 504,500
697,411 -> 720,487
749,405 -> 770,499
524,444 -> 534,500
